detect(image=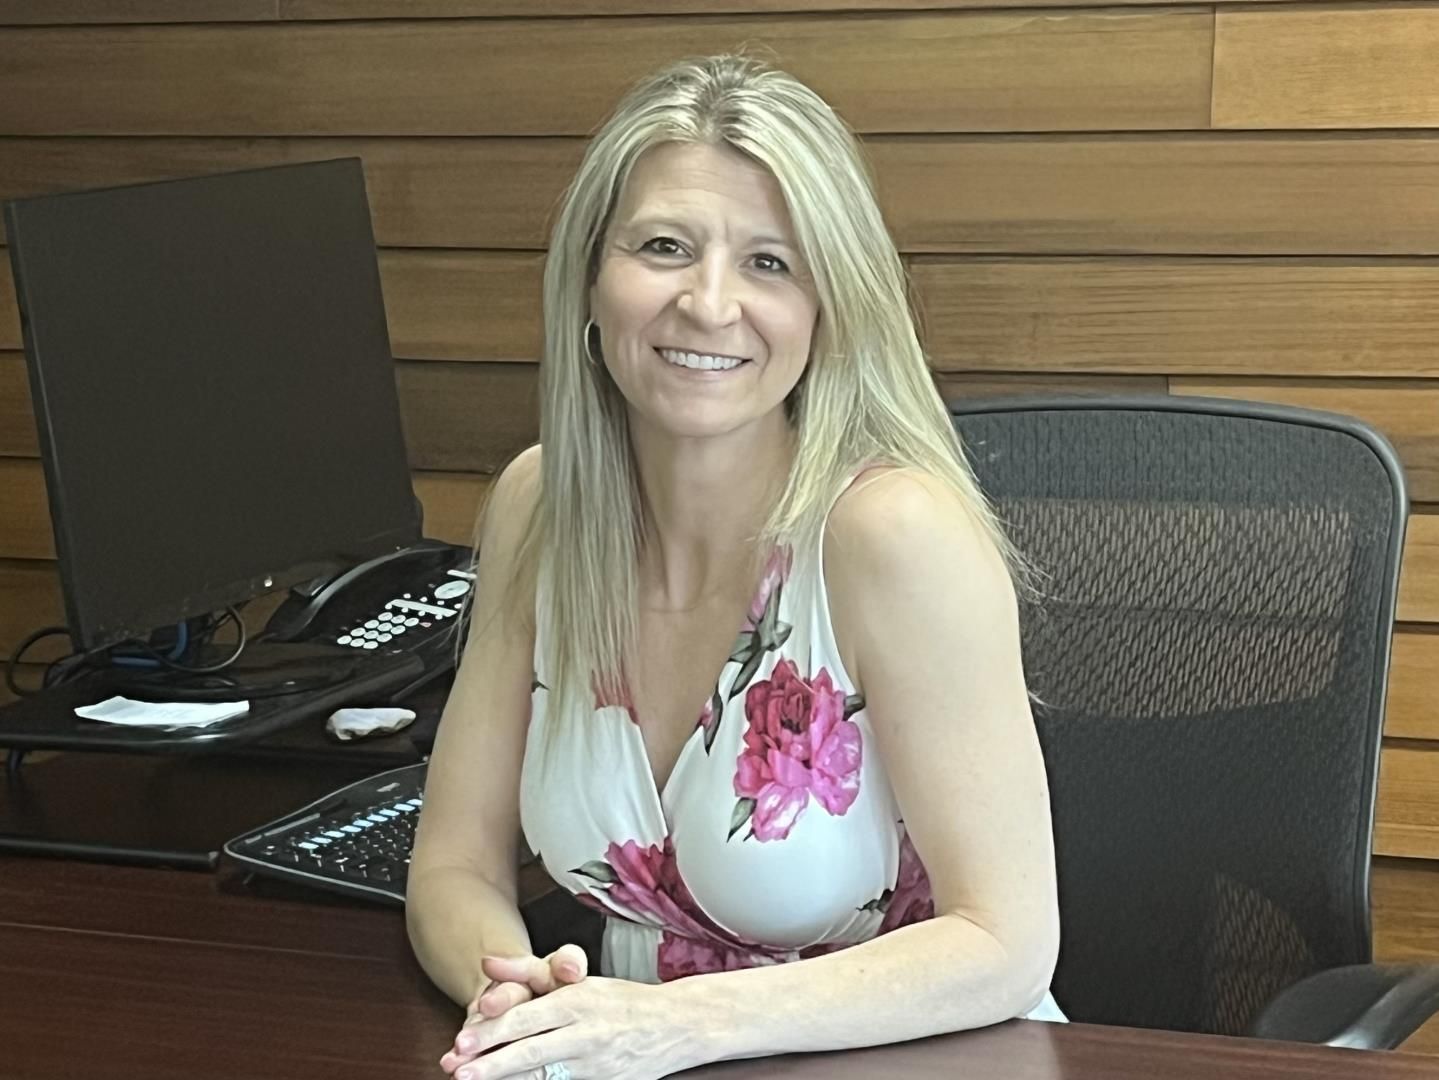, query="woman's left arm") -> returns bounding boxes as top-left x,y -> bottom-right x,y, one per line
668,468 -> 1061,1063
456,470 -> 1060,1078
